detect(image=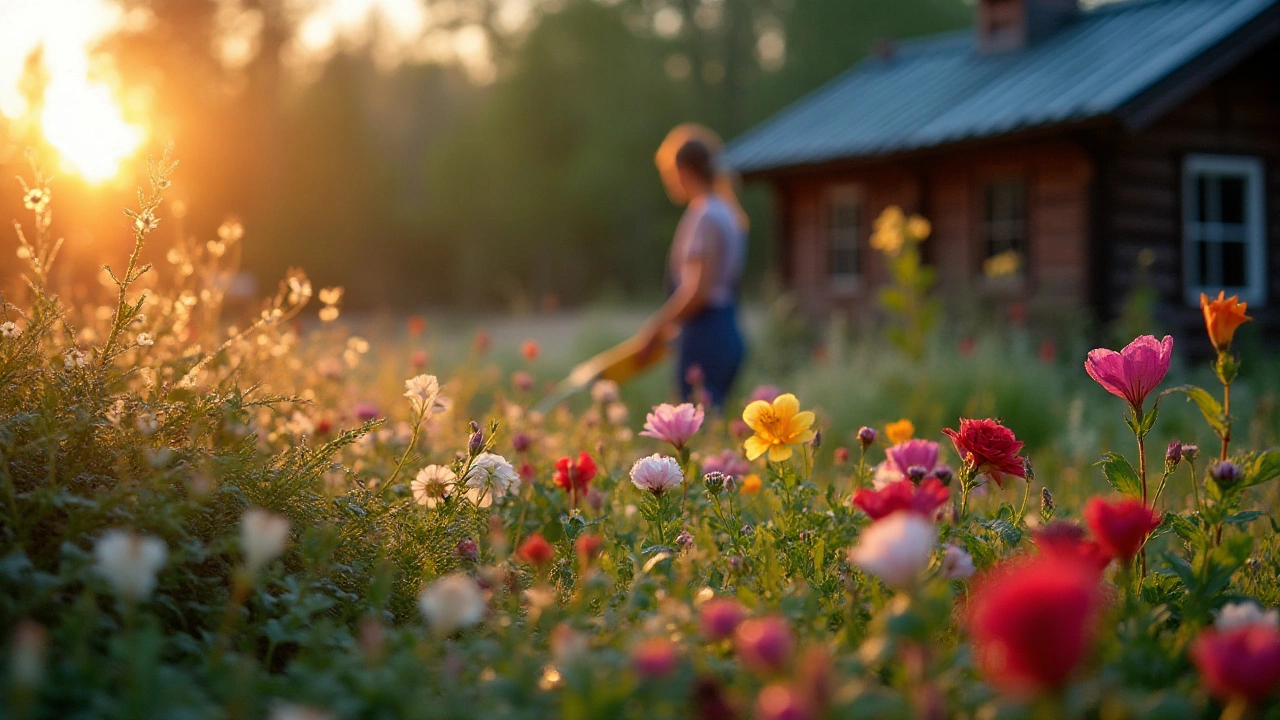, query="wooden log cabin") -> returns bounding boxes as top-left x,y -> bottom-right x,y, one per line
725,0 -> 1280,345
